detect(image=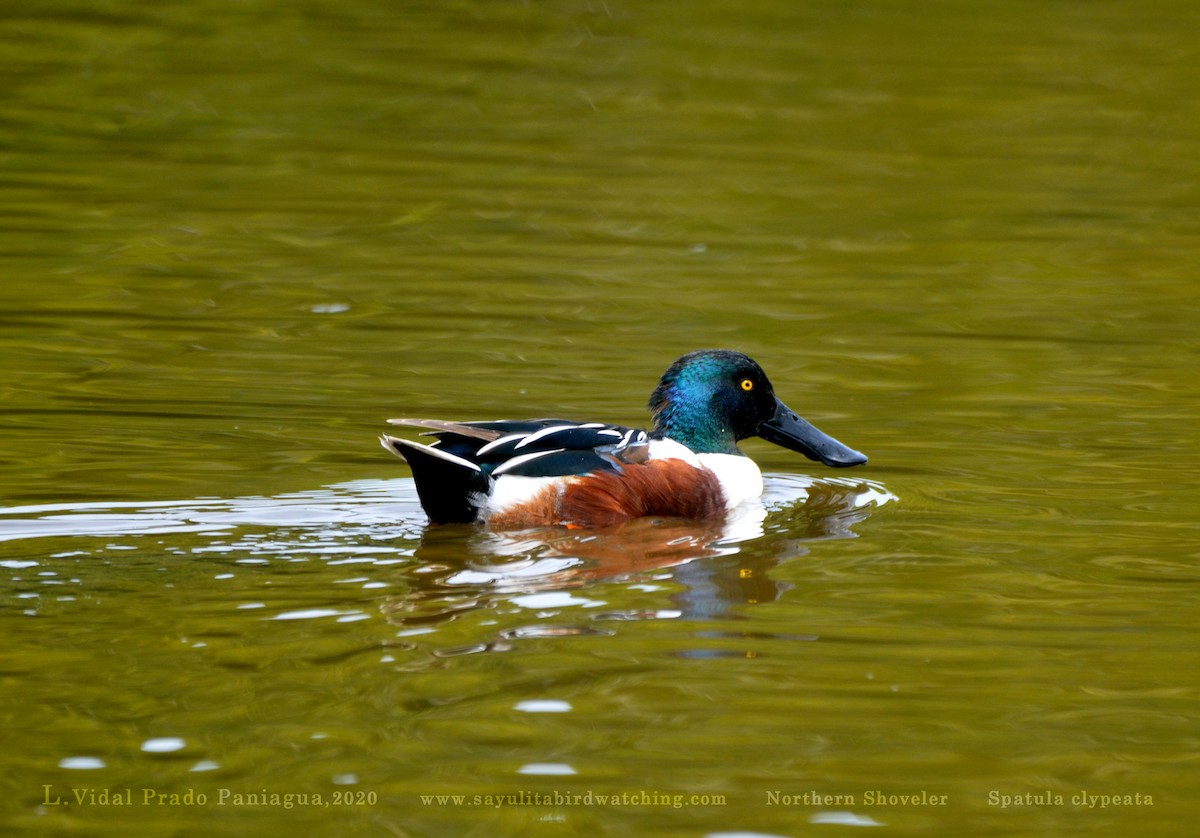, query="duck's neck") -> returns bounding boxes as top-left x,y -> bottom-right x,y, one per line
651,402 -> 741,455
